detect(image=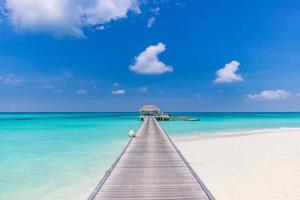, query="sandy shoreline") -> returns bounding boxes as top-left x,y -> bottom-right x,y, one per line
173,128 -> 300,200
